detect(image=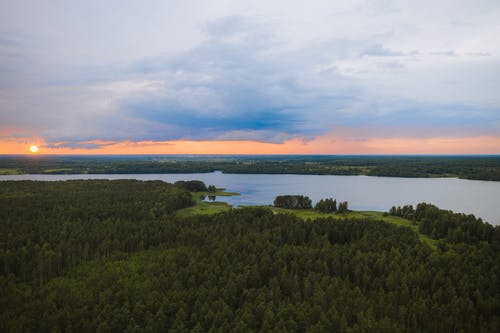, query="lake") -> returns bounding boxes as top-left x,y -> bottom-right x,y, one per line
1,171 -> 499,225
